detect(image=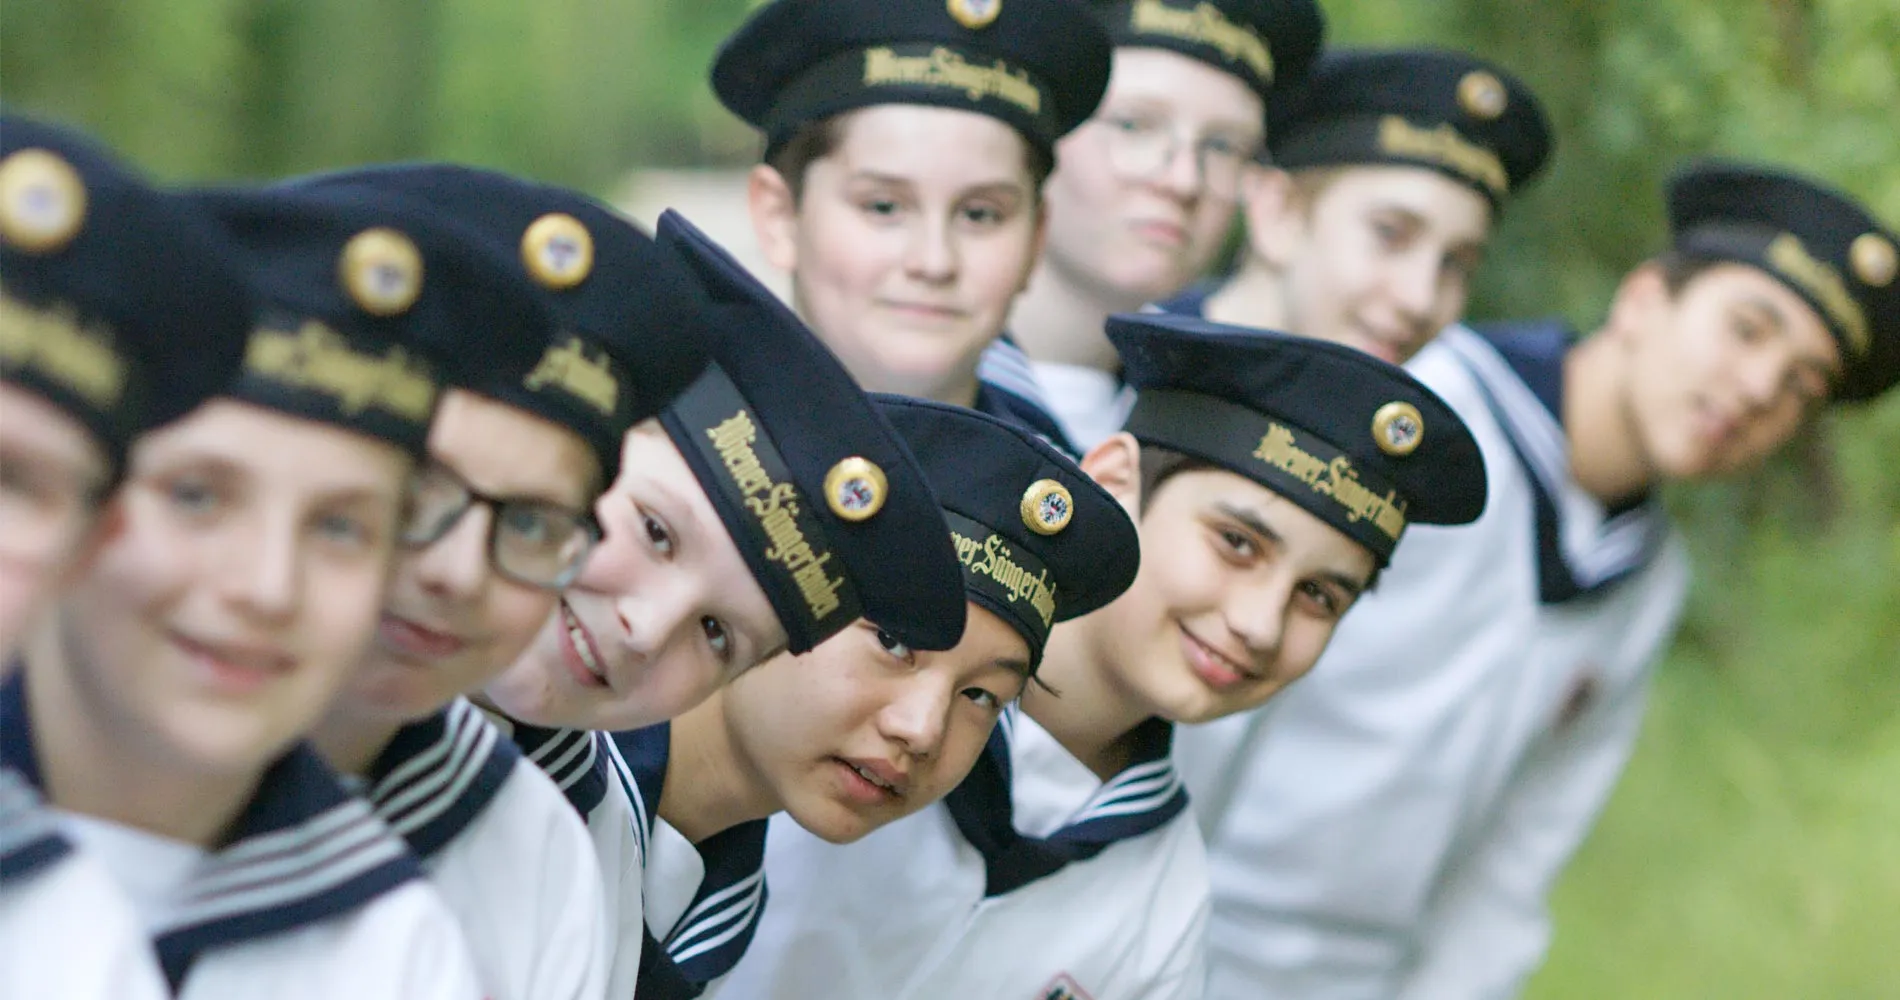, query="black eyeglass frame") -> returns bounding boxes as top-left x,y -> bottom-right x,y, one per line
400,462 -> 602,591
